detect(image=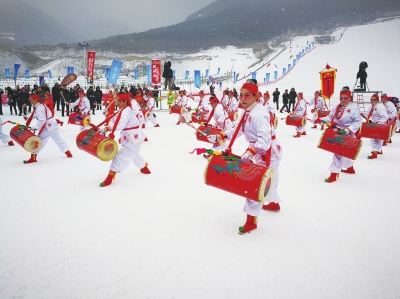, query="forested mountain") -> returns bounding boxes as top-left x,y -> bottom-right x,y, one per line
89,0 -> 400,53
